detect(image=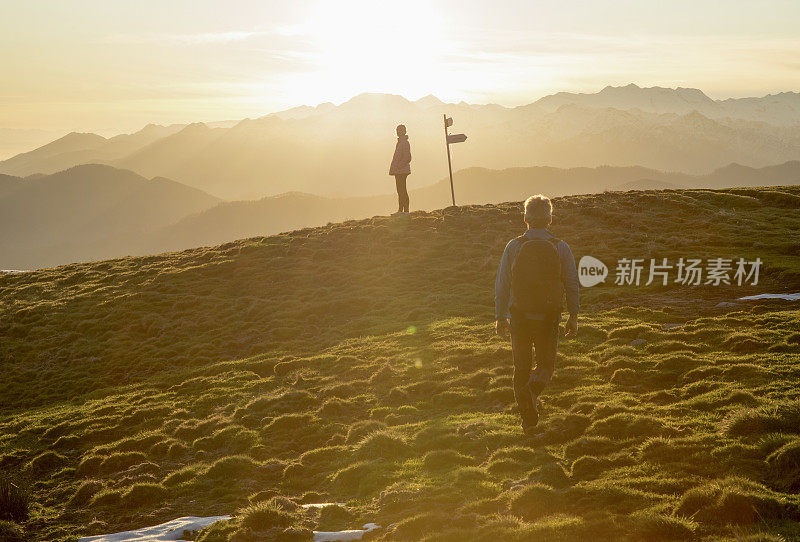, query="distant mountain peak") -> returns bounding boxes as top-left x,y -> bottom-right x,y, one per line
177,122 -> 209,134
0,131 -> 107,168
64,162 -> 122,172
535,83 -> 718,115
415,94 -> 444,107
599,83 -> 712,100
261,100 -> 338,121
58,131 -> 107,144
138,123 -> 171,133
341,92 -> 412,107
51,163 -> 144,182
601,83 -> 641,92
64,131 -> 102,137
